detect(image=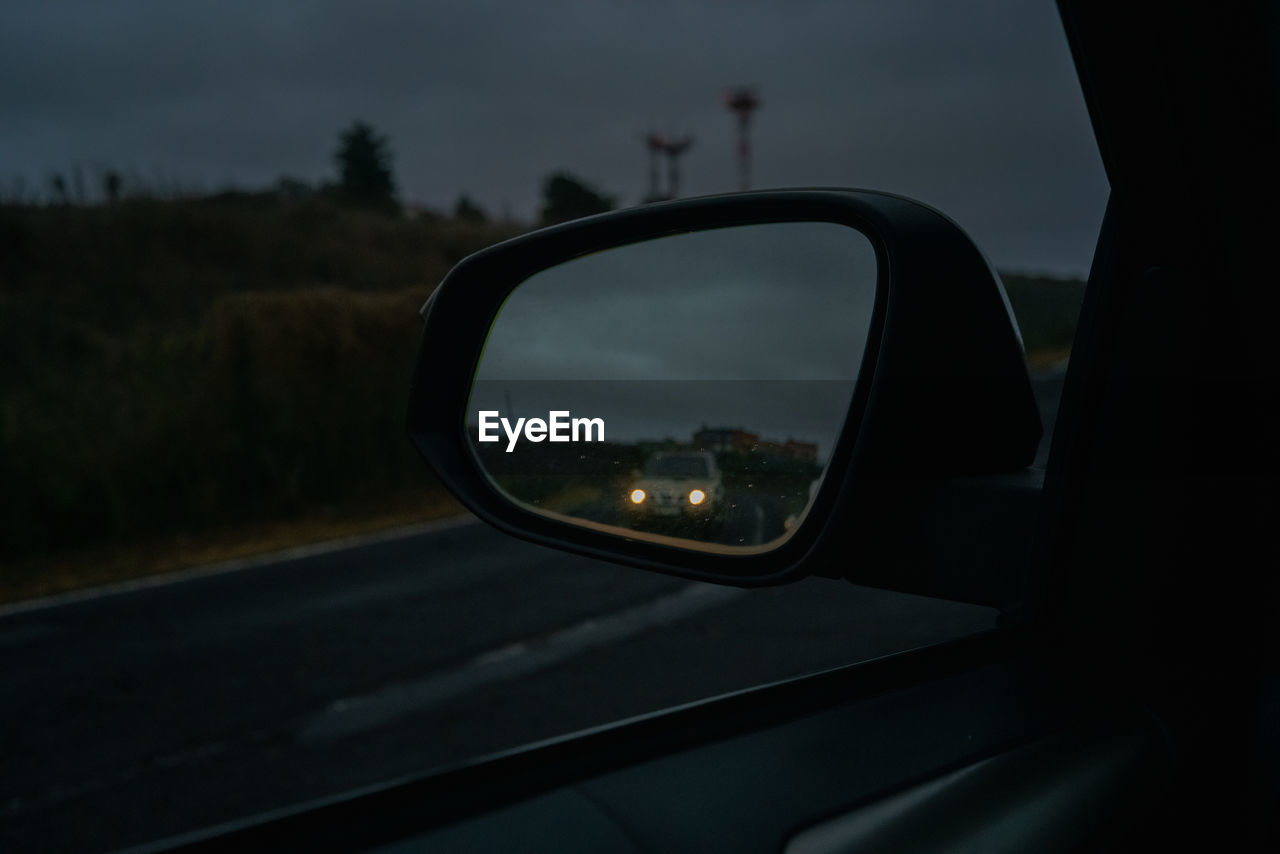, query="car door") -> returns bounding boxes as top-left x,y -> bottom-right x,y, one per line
142,1 -> 1278,851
